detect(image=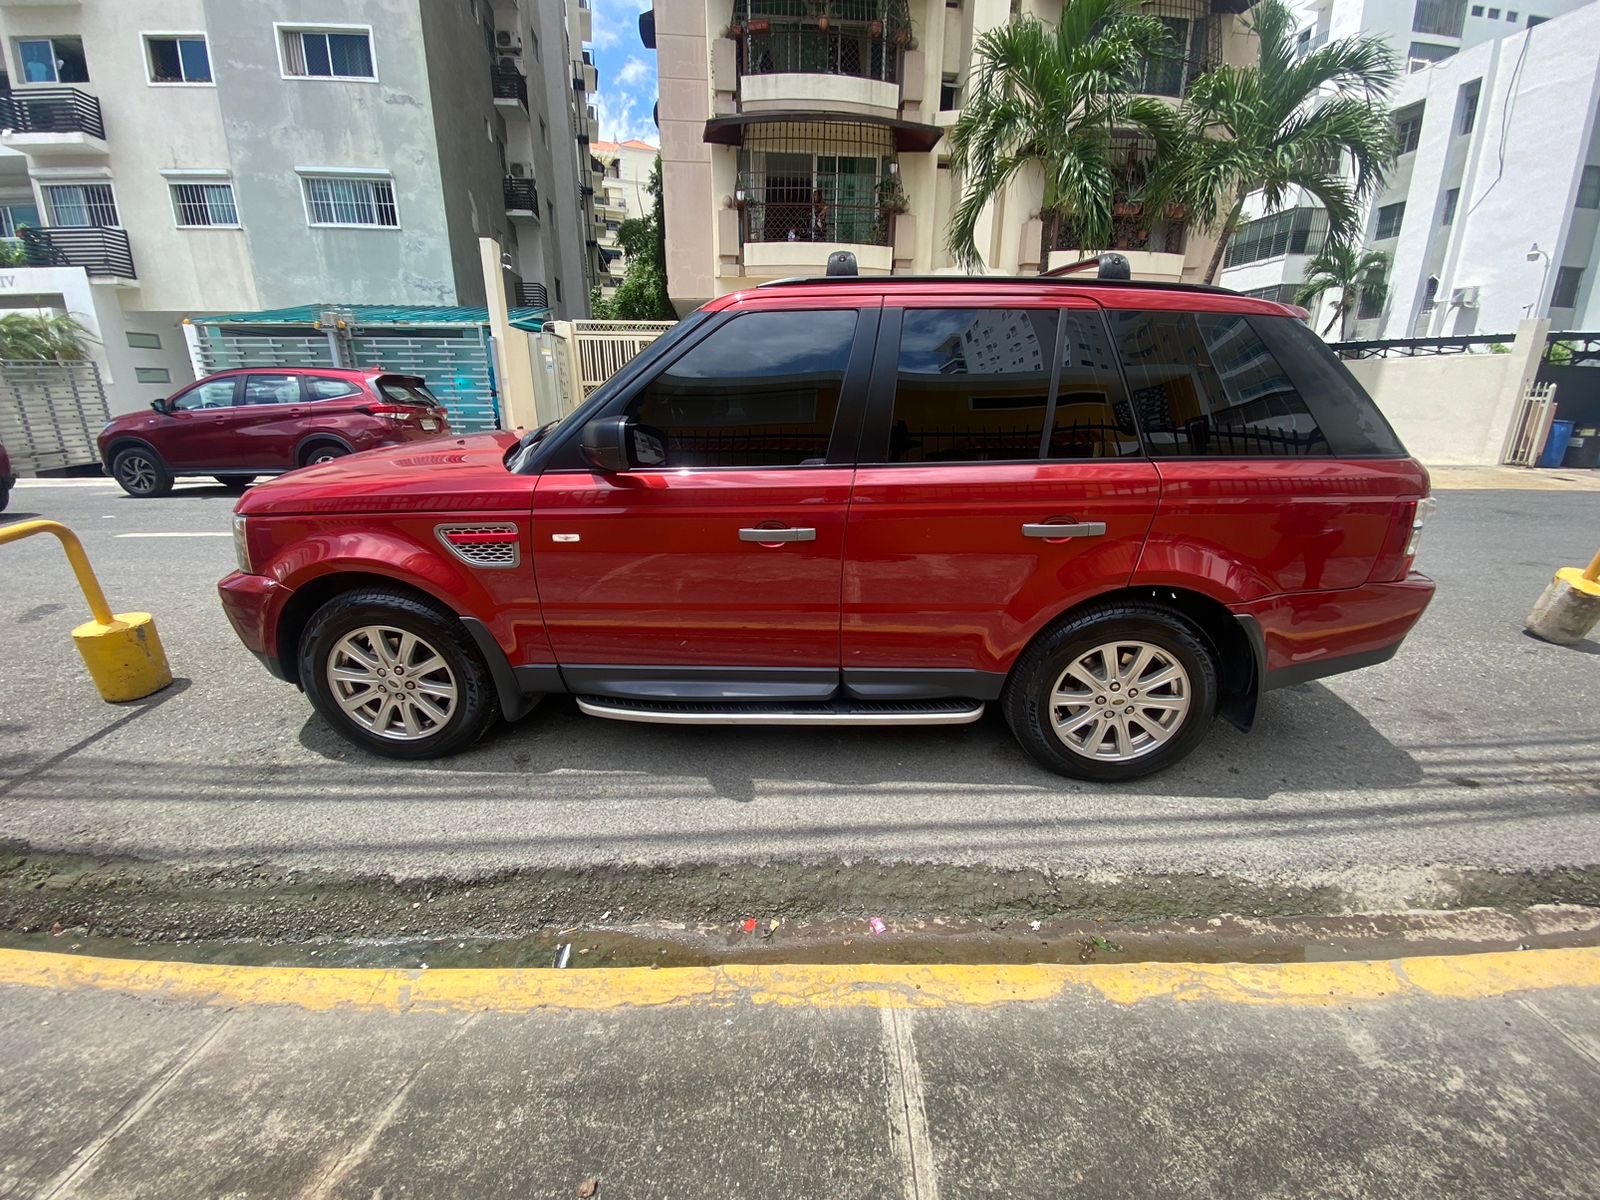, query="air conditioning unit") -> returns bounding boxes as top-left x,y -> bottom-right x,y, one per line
496,30 -> 524,54
499,56 -> 521,72
1451,286 -> 1481,308
509,162 -> 531,178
